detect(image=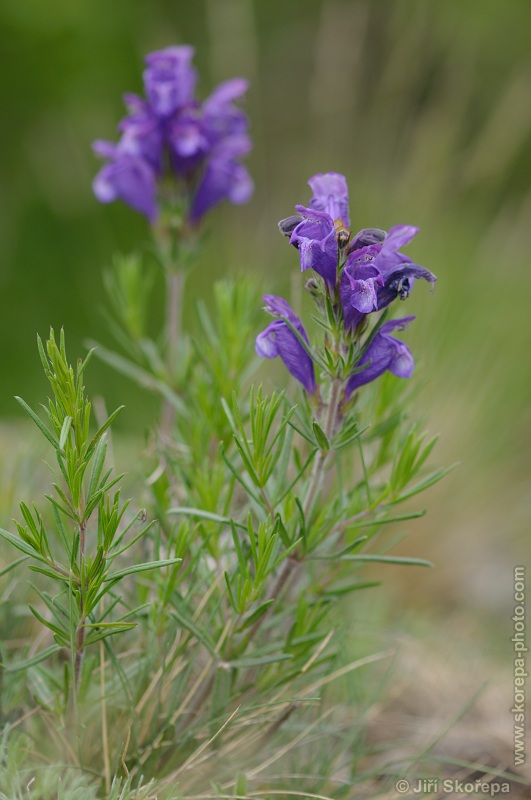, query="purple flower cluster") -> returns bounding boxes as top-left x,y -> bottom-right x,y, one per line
93,46 -> 253,224
256,173 -> 436,397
